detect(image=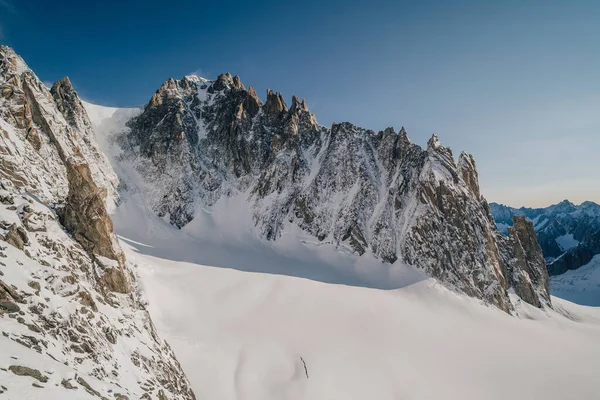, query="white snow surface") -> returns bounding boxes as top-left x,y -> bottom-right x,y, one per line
118,215 -> 600,400
555,233 -> 580,251
551,254 -> 600,306
85,101 -> 600,400
81,100 -> 141,146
